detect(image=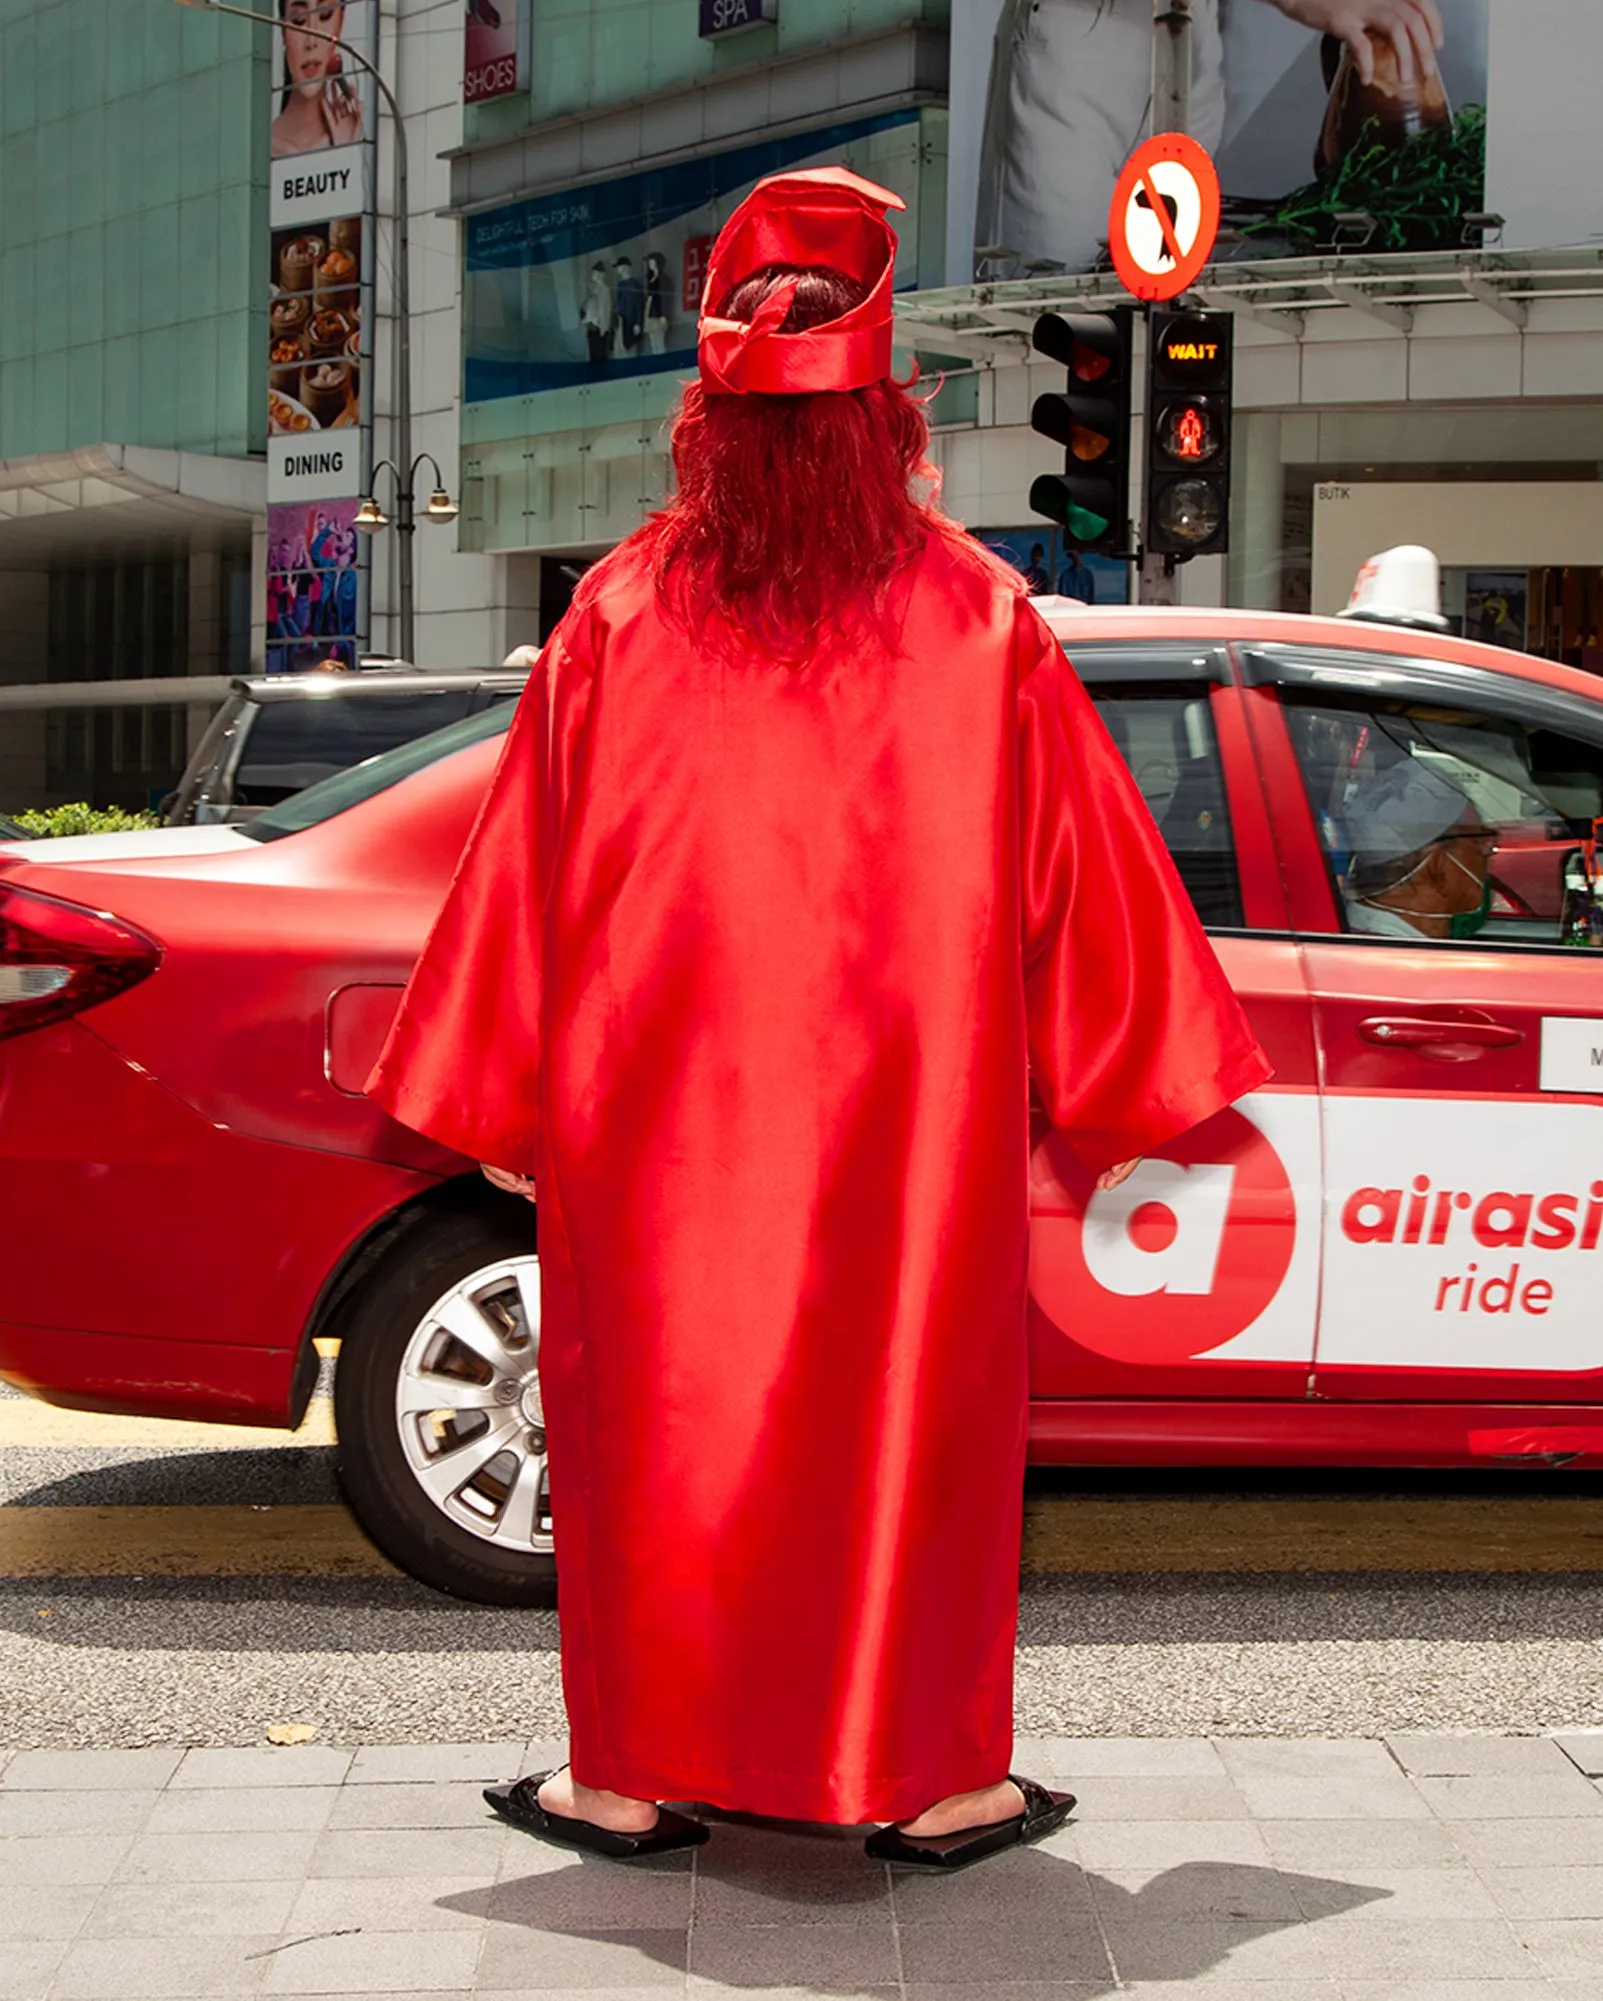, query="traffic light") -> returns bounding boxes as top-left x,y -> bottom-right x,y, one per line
1028,310 -> 1133,556
1144,308 -> 1233,558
